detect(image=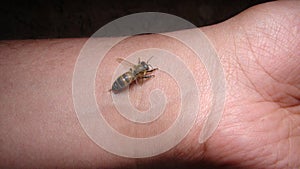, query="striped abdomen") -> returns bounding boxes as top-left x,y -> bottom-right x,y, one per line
111,72 -> 135,92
